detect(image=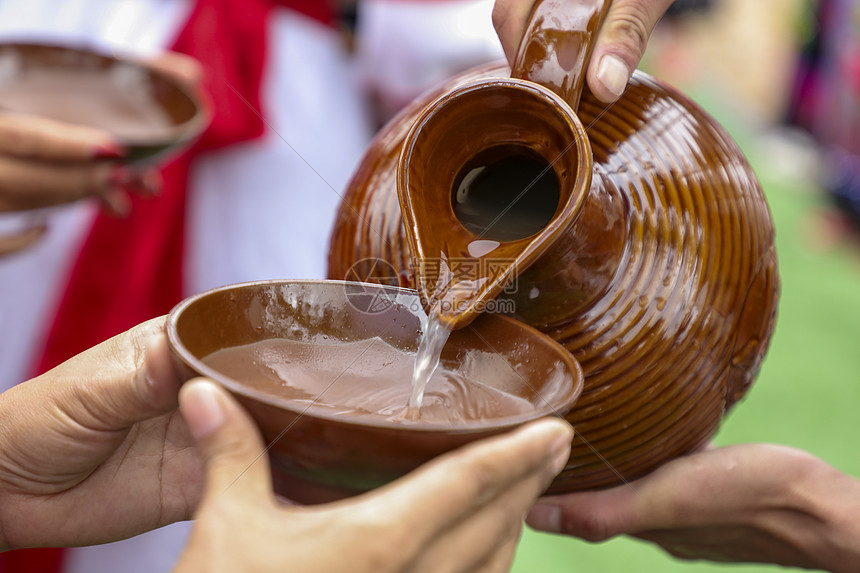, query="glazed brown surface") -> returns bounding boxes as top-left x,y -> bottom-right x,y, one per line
393,0 -> 608,330
511,0 -> 609,109
396,78 -> 593,328
327,61 -> 779,492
